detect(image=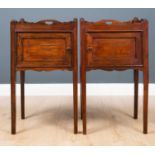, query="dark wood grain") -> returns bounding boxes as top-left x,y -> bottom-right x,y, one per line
80,17 -> 149,134
10,18 -> 78,134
